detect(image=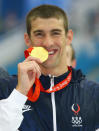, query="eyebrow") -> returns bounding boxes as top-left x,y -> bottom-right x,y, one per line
33,30 -> 43,34
51,29 -> 62,32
